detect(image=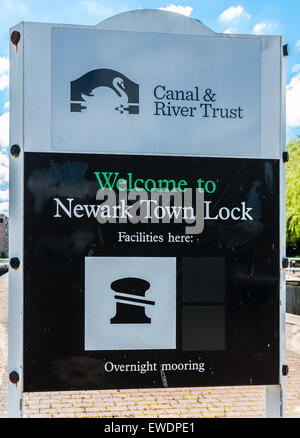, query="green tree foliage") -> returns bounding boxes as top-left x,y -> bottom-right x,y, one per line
286,137 -> 300,256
